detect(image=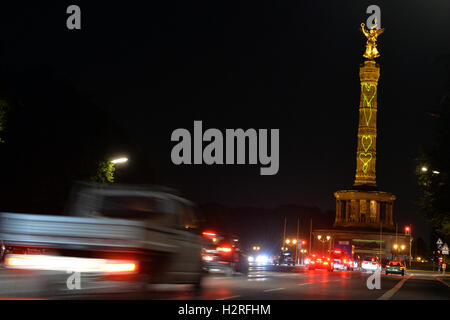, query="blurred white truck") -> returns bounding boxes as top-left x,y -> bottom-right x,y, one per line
0,182 -> 204,291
